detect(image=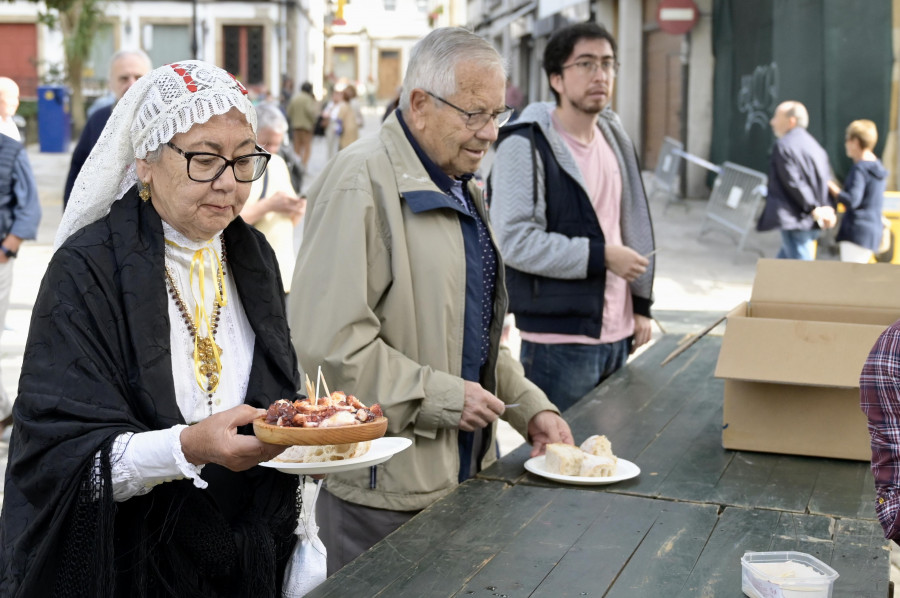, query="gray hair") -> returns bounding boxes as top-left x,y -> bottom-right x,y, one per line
399,27 -> 506,112
781,101 -> 809,129
255,102 -> 289,134
109,49 -> 152,77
